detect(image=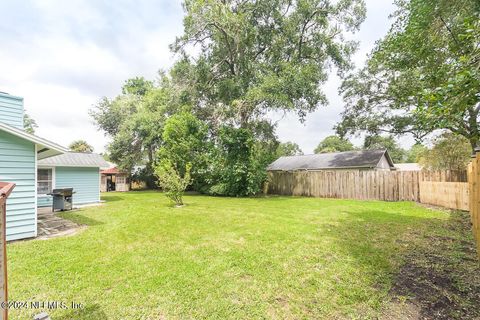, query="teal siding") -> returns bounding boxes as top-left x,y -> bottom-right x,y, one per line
37,195 -> 52,207
55,167 -> 100,205
37,167 -> 101,207
0,130 -> 36,240
0,93 -> 24,129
